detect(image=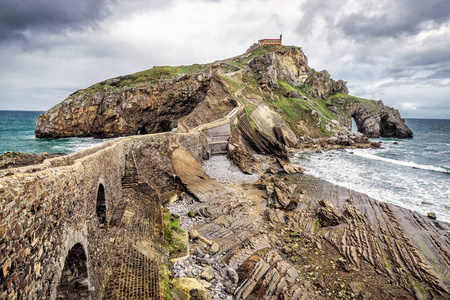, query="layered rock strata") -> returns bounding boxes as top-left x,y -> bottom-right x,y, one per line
168,166 -> 449,300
